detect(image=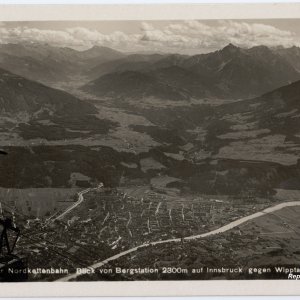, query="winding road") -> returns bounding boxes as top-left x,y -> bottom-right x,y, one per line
48,183 -> 104,222
56,197 -> 300,282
